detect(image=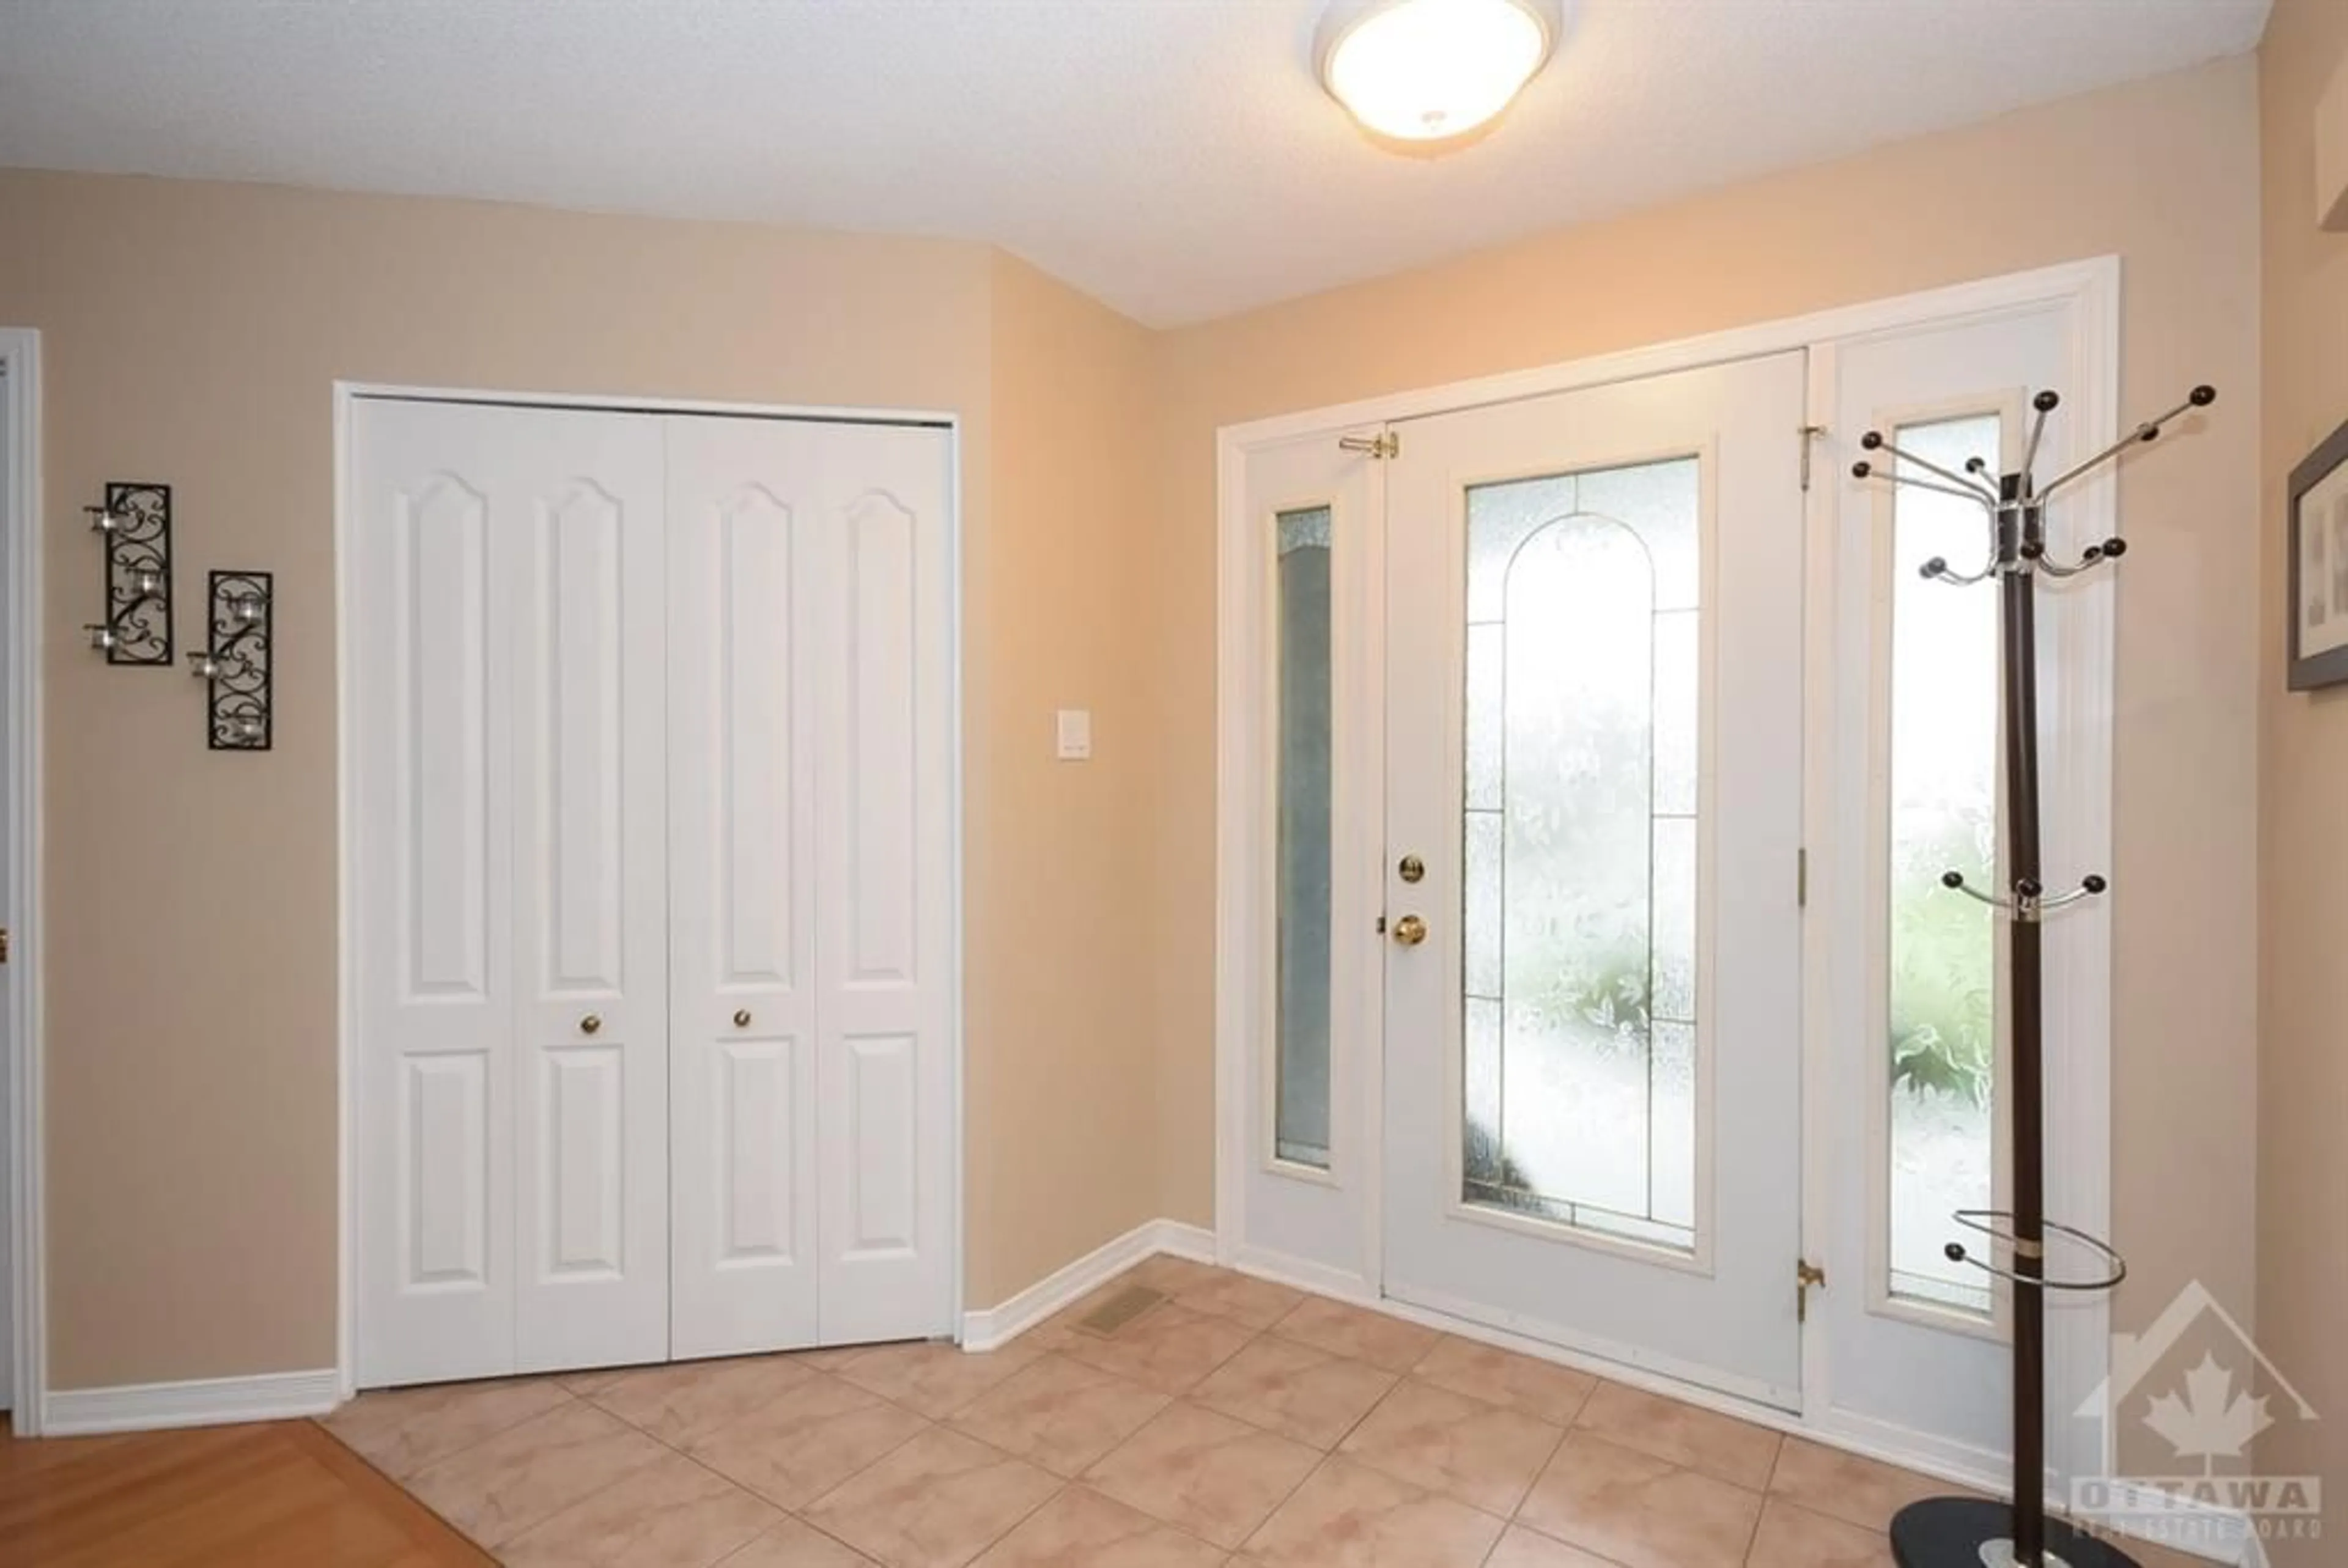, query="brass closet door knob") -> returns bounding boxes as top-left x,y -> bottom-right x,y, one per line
578,1014 -> 602,1035
1392,914 -> 1428,946
733,1009 -> 753,1028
